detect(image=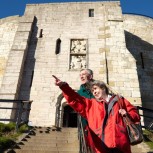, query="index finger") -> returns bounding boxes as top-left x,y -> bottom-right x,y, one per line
52,75 -> 59,80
